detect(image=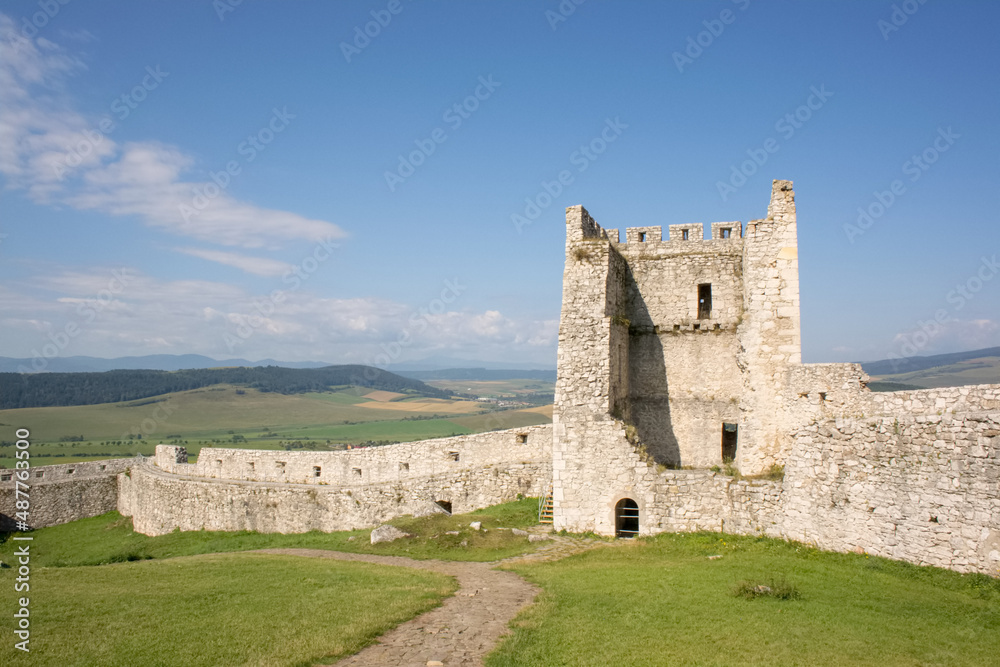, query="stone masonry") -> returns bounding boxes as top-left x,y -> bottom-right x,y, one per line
550,180 -> 999,575
5,180 -> 998,576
